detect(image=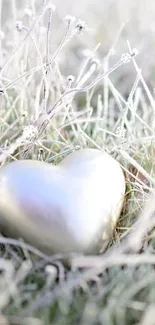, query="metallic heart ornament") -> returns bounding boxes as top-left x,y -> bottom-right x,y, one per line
0,149 -> 125,254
